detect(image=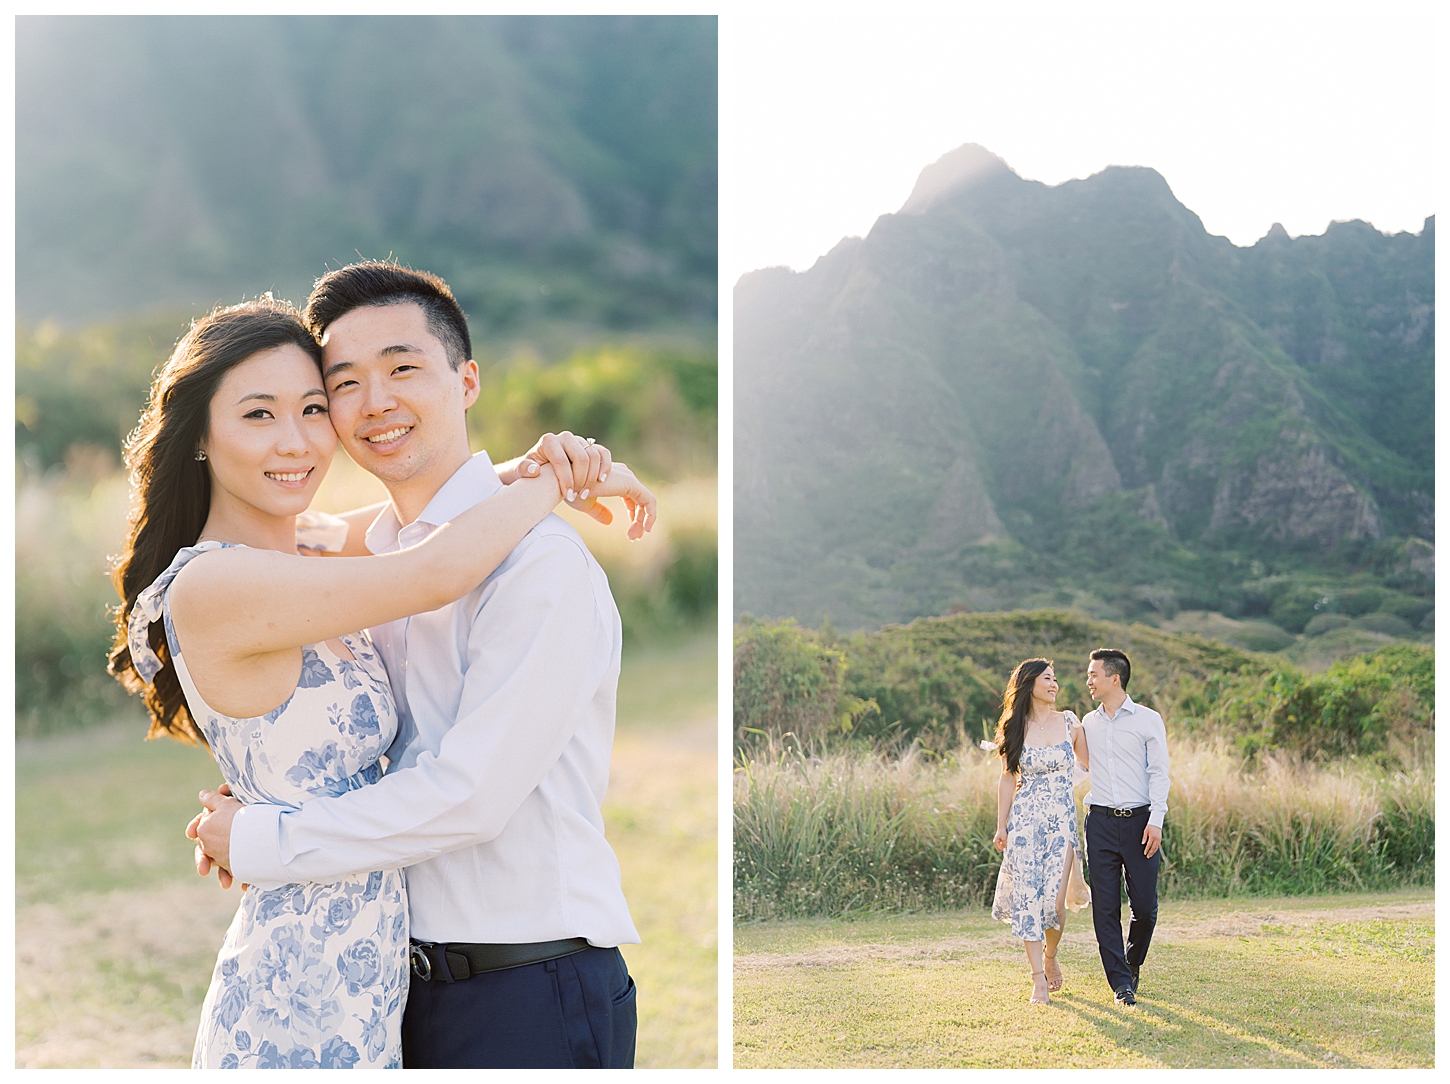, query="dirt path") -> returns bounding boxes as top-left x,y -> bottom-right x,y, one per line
735,898 -> 1435,973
